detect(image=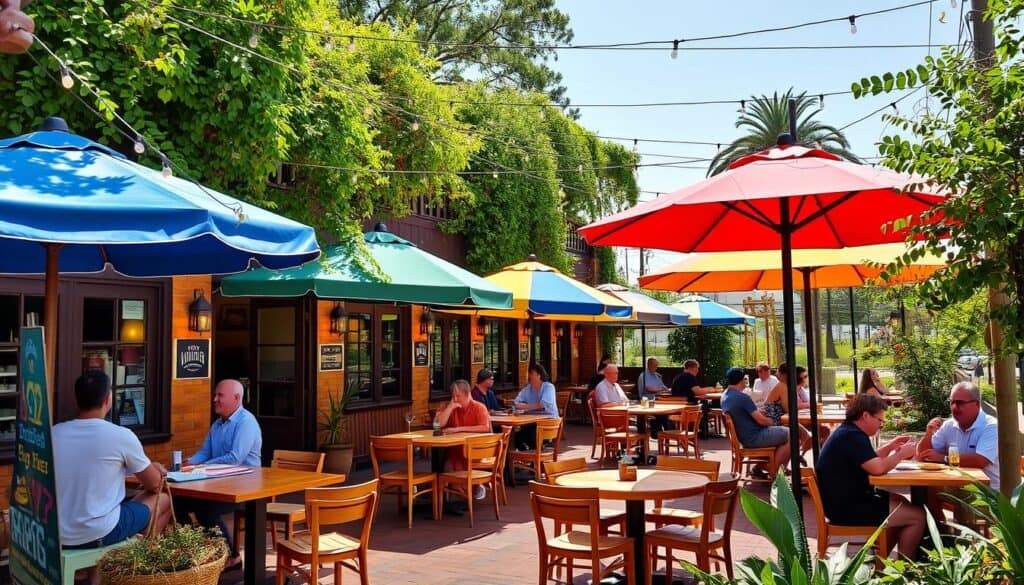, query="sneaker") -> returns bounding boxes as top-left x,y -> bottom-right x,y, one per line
474,485 -> 487,500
